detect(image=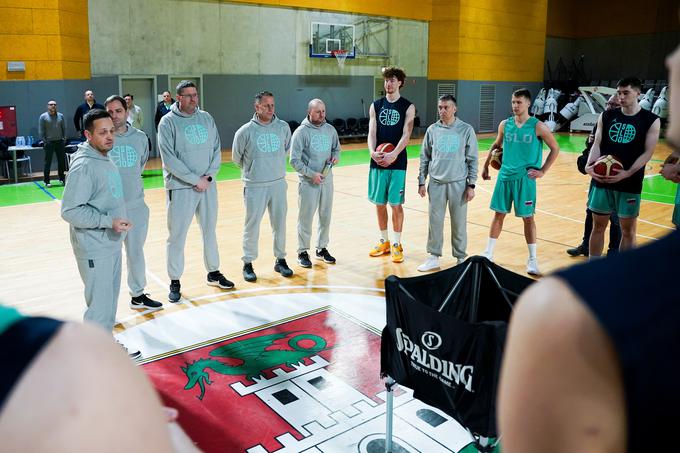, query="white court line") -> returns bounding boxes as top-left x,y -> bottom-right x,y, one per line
476,185 -> 664,240
115,285 -> 385,324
